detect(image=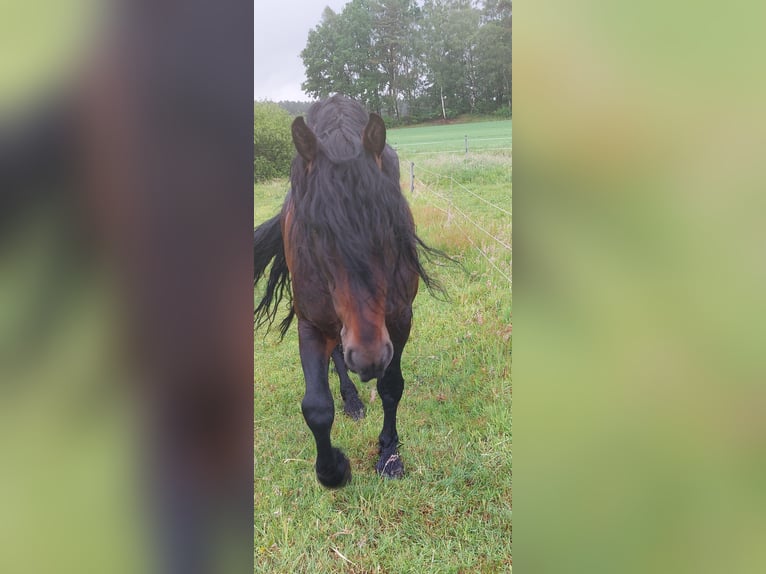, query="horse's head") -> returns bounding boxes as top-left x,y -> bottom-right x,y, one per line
332,268 -> 394,382
290,100 -> 399,381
